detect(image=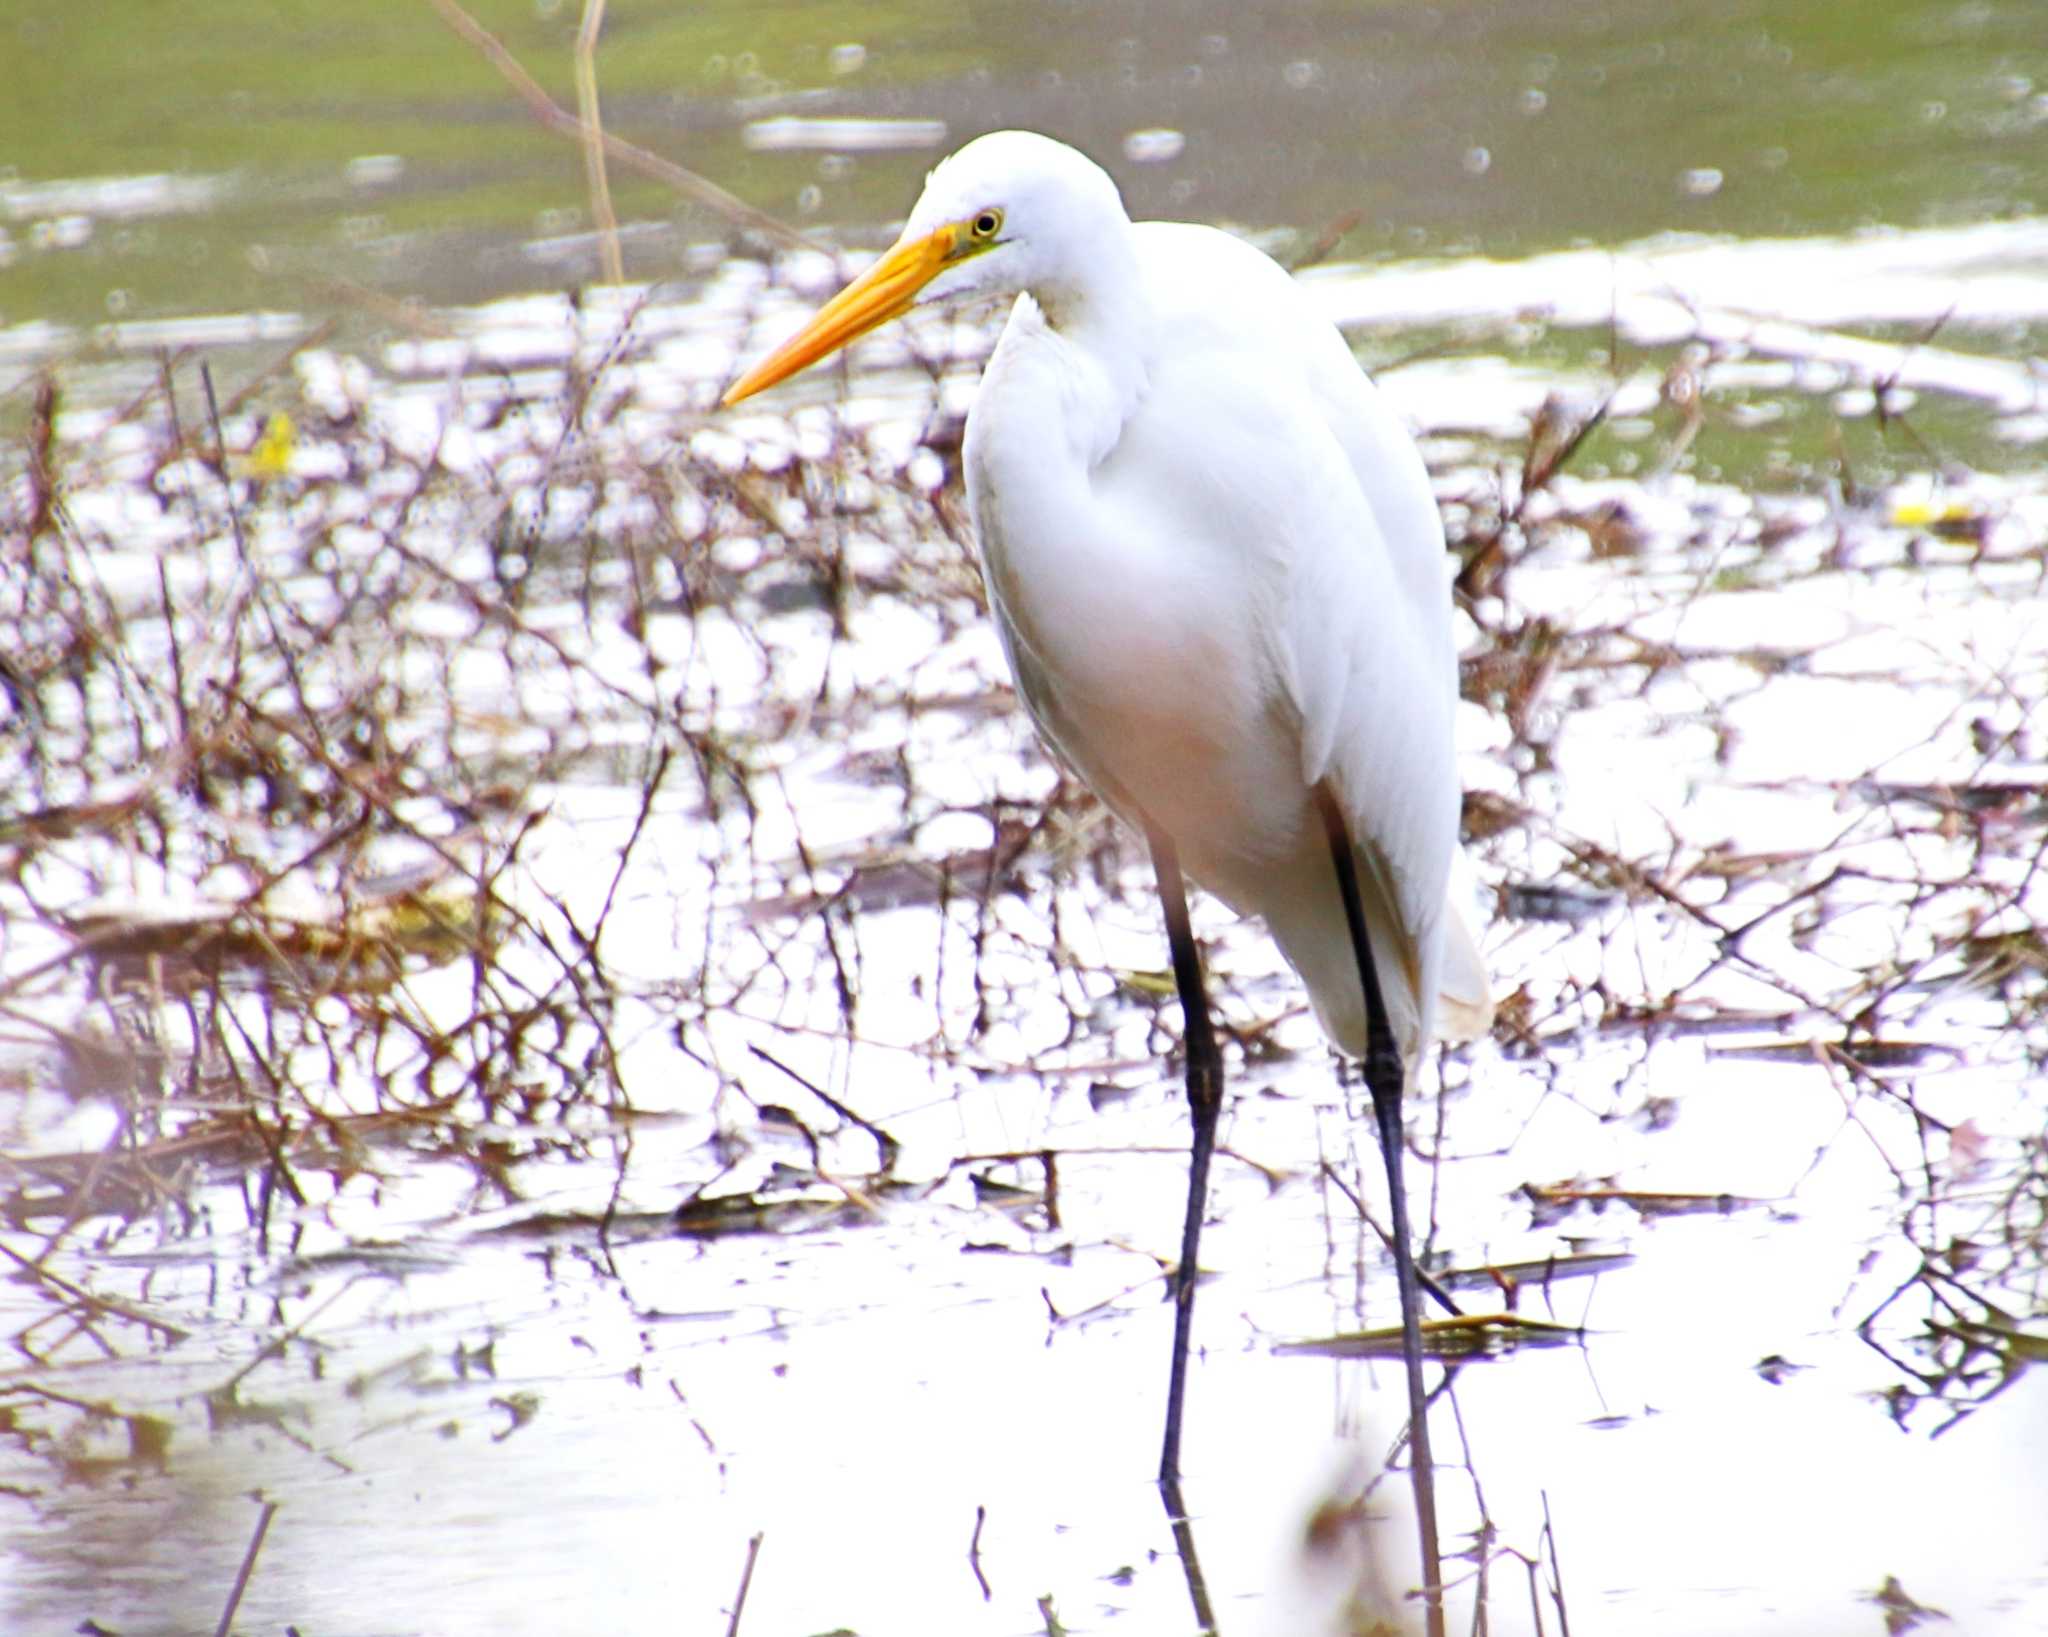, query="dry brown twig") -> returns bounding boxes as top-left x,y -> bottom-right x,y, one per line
574,0 -> 624,285
421,0 -> 815,251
